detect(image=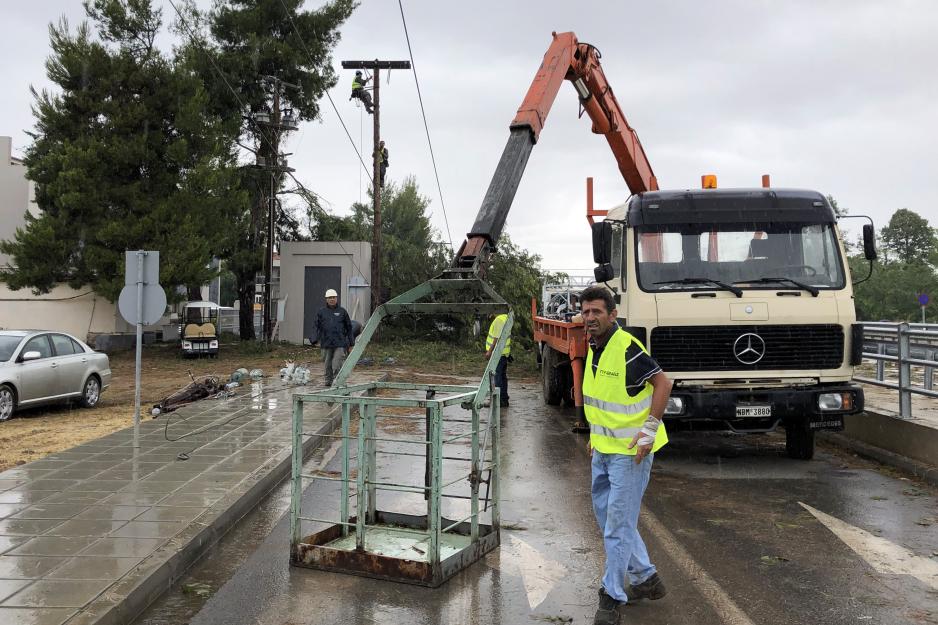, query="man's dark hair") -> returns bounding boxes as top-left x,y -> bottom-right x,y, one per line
580,286 -> 616,313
